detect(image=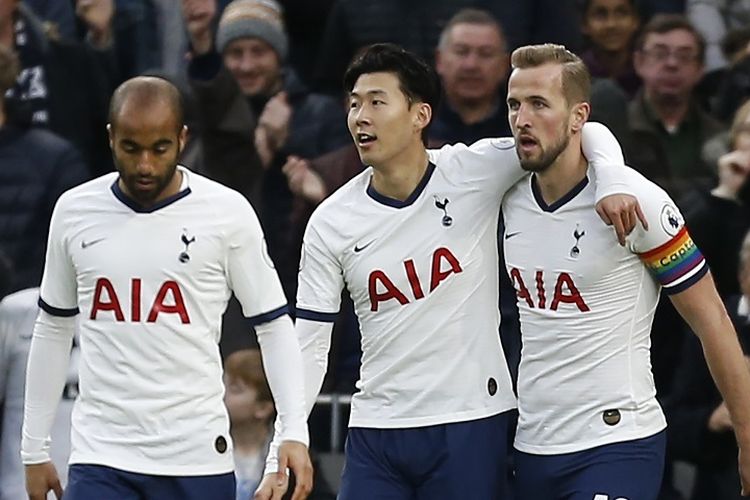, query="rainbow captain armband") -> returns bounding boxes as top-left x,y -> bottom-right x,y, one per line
638,226 -> 708,294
